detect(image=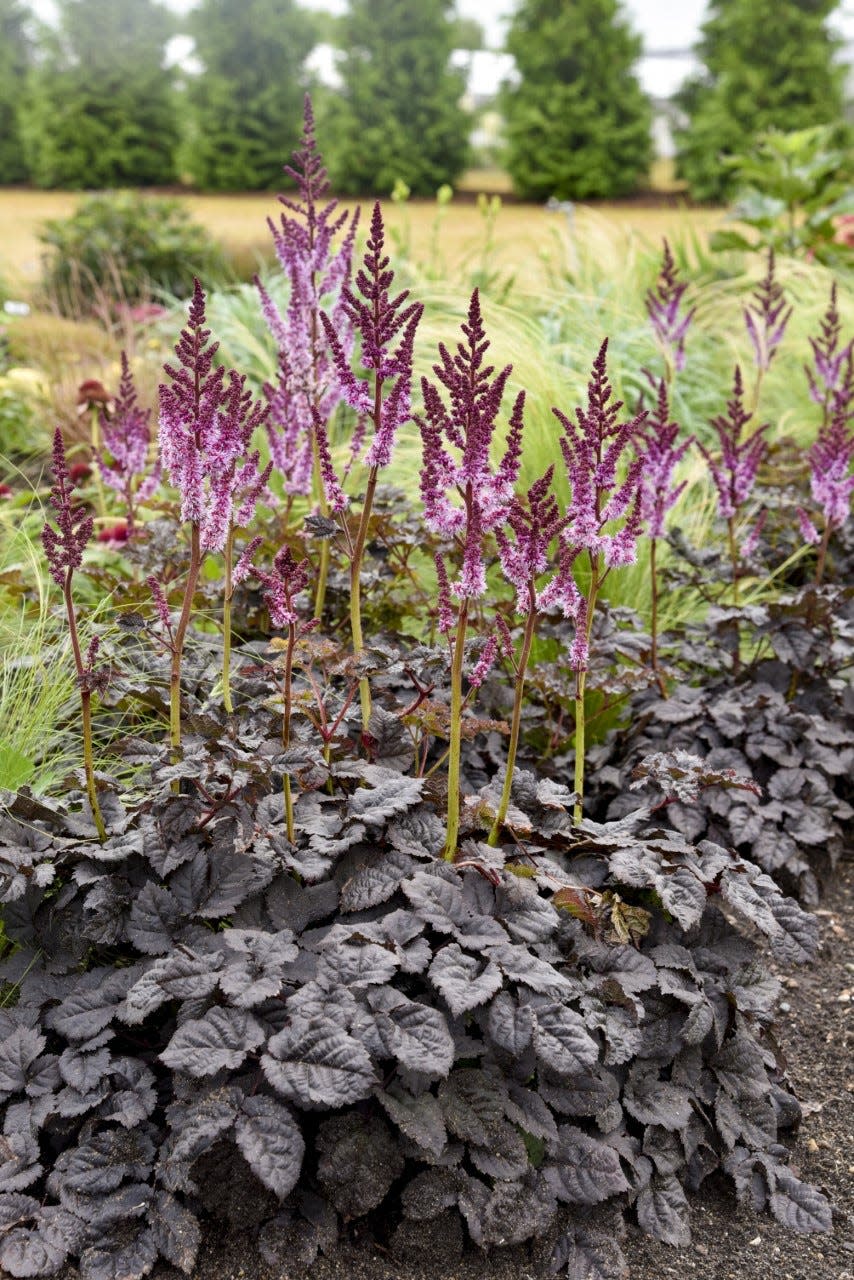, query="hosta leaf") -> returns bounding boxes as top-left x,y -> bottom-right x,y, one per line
160,1008 -> 265,1076
316,1114 -> 404,1218
635,1173 -> 691,1245
262,1021 -> 376,1106
234,1096 -> 305,1199
768,1169 -> 832,1234
532,1003 -> 600,1077
150,1192 -> 200,1274
428,945 -> 502,1017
